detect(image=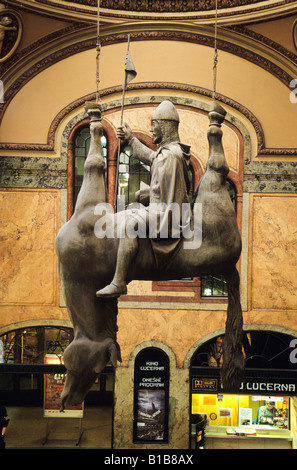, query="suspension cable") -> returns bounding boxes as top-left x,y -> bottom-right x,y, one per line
95,0 -> 103,109
212,0 -> 219,100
